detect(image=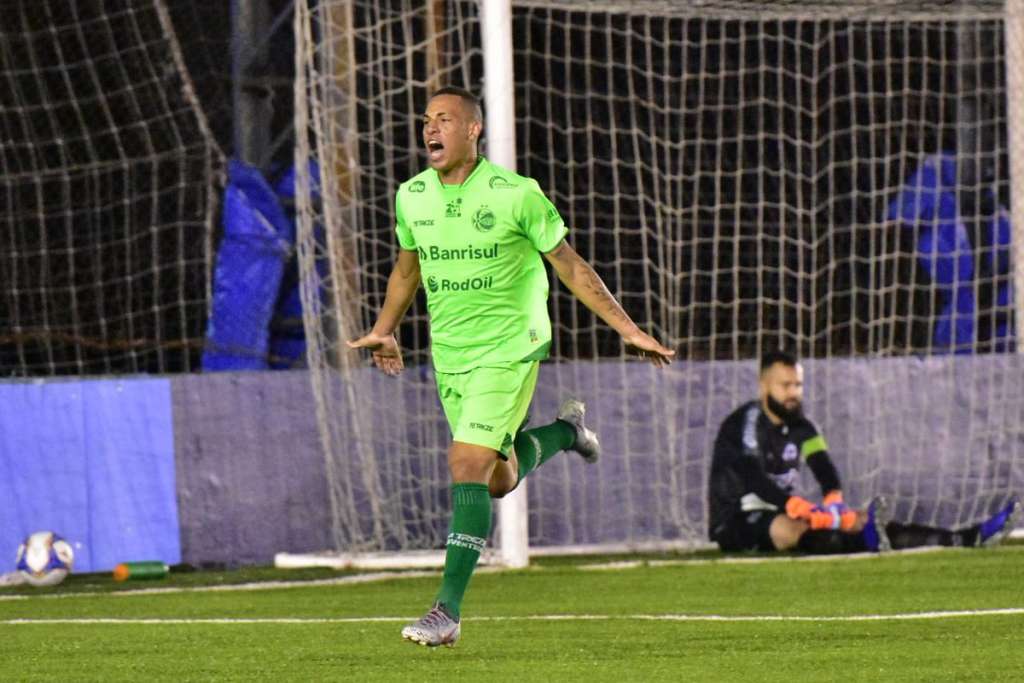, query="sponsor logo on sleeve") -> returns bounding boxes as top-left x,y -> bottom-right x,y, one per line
770,469 -> 799,491
408,180 -> 426,193
742,405 -> 759,452
488,175 -> 517,189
